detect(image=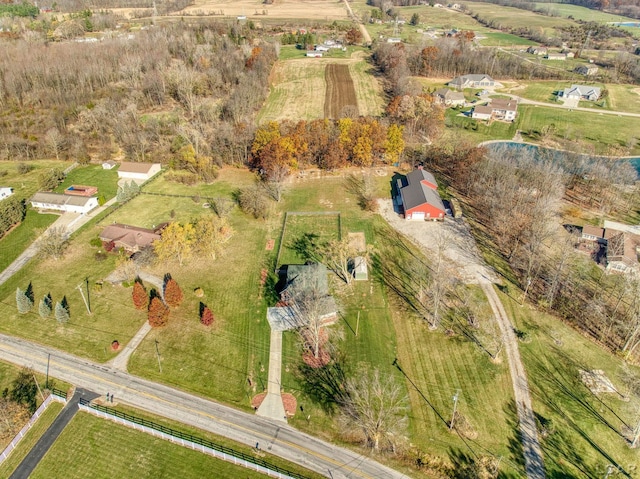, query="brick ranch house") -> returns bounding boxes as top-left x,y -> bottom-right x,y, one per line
396,167 -> 446,221
99,223 -> 165,253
